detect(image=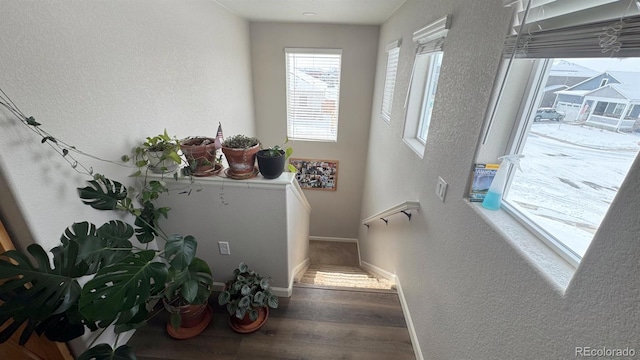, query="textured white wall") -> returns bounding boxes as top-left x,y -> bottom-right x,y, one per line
250,22 -> 379,239
0,0 -> 254,248
153,176 -> 310,292
0,0 -> 254,355
359,0 -> 640,358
